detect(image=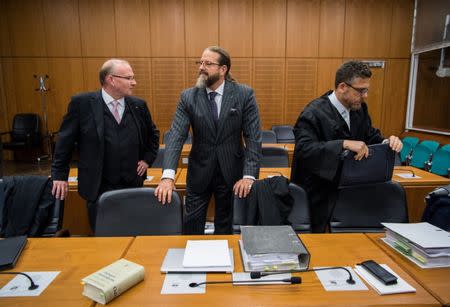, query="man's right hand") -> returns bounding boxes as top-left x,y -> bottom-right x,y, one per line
52,180 -> 69,200
154,178 -> 175,205
343,140 -> 369,160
